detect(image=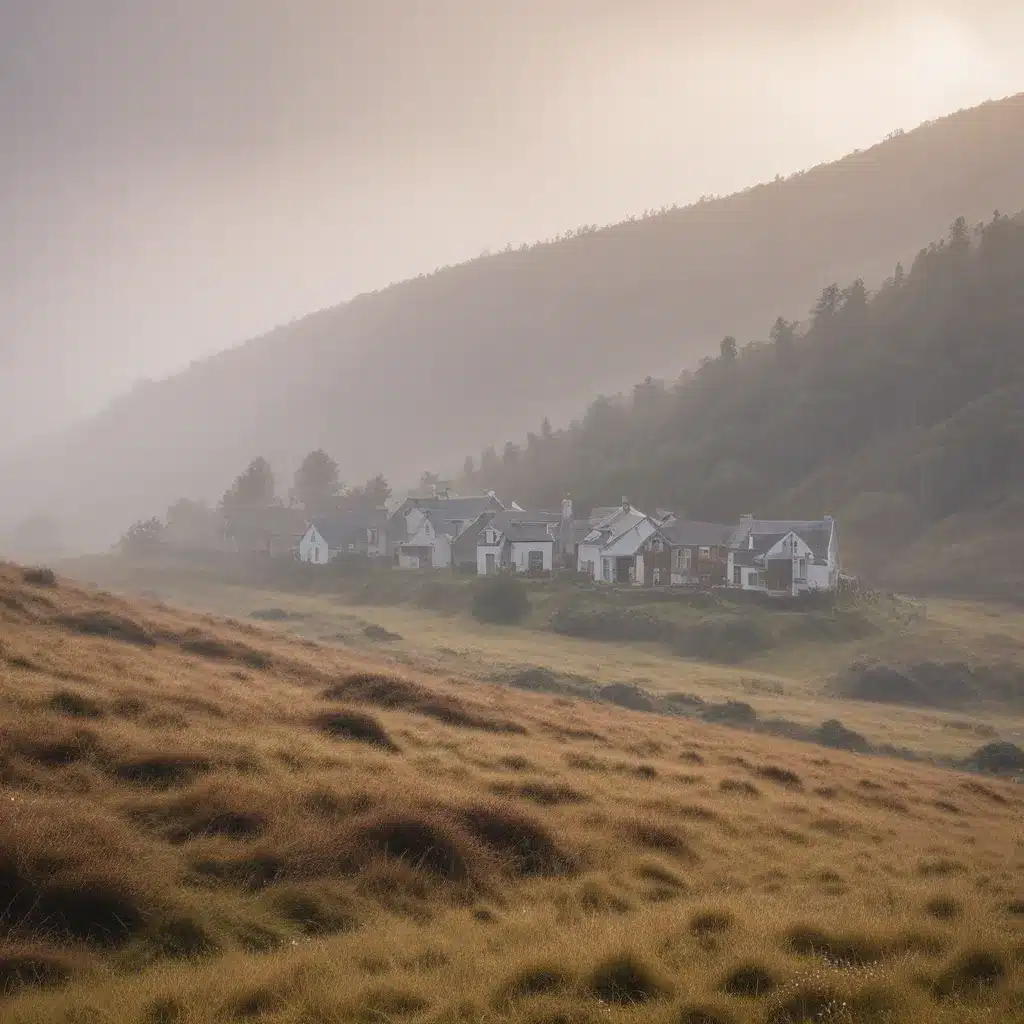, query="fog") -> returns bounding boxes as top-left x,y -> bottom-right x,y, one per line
3,0 -> 1023,452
